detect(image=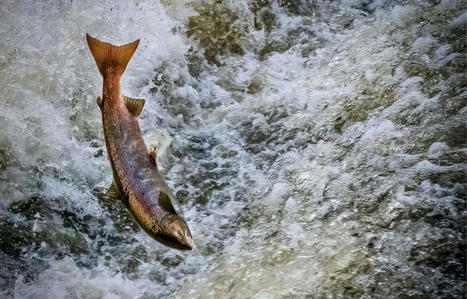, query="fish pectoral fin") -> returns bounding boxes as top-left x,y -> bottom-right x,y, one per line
124,96 -> 145,117
106,182 -> 120,199
158,191 -> 176,214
